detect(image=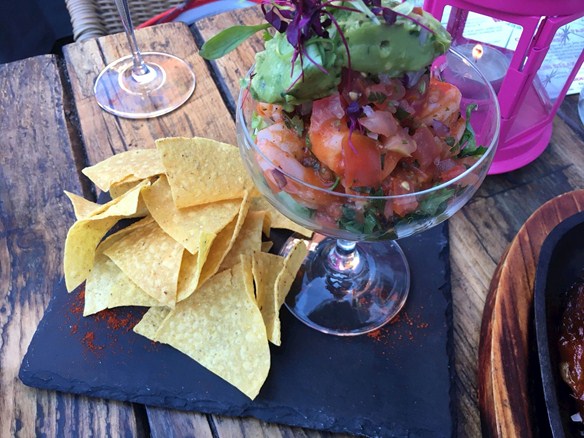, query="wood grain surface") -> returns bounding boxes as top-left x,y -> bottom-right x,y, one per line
0,55 -> 146,437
